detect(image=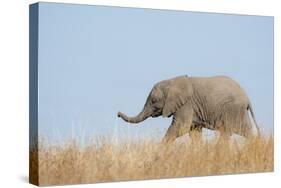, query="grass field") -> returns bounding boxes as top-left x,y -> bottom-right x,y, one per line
30,135 -> 273,186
